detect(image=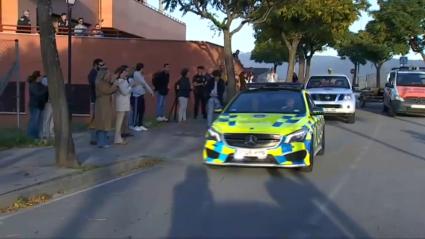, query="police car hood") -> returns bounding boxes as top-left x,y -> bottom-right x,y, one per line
213,113 -> 306,135
306,87 -> 353,94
